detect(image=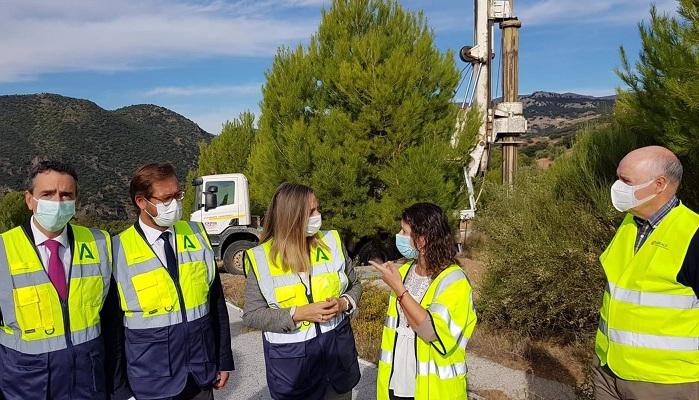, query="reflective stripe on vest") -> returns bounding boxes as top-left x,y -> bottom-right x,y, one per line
113,221 -> 214,329
595,204 -> 699,384
377,263 -> 477,400
599,317 -> 698,352
0,224 -> 110,354
417,360 -> 468,379
606,282 -> 699,310
247,230 -> 347,344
